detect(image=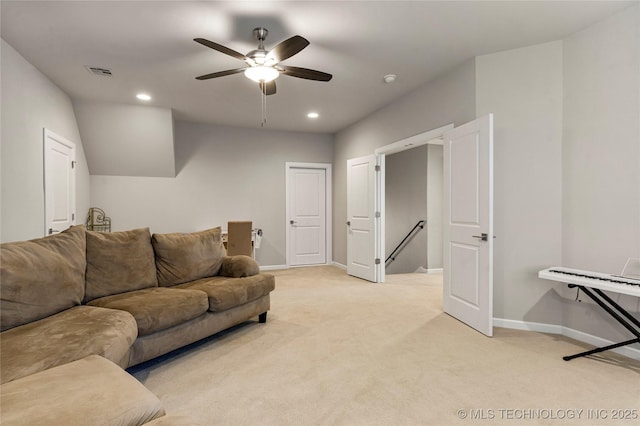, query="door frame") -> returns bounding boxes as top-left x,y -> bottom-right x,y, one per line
285,162 -> 332,267
373,124 -> 454,283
